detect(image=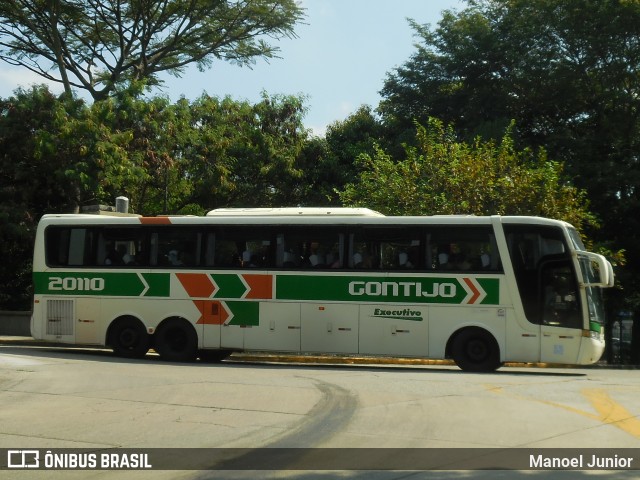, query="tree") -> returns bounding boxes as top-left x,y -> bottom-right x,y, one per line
297,106 -> 384,205
339,118 -> 596,232
0,86 -> 312,309
0,0 -> 304,100
151,92 -> 309,212
379,0 -> 640,359
379,0 -> 640,216
0,86 -> 82,309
